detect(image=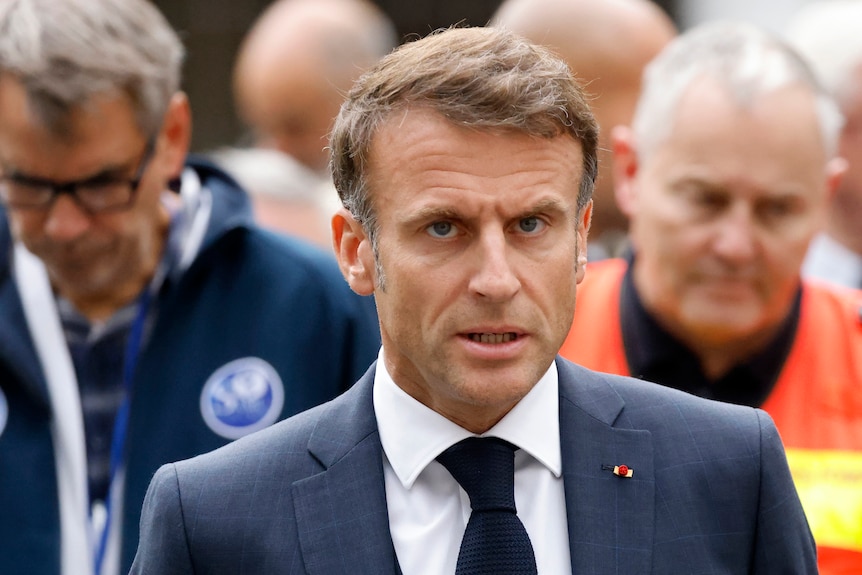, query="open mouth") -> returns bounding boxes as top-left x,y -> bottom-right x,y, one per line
468,332 -> 518,343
